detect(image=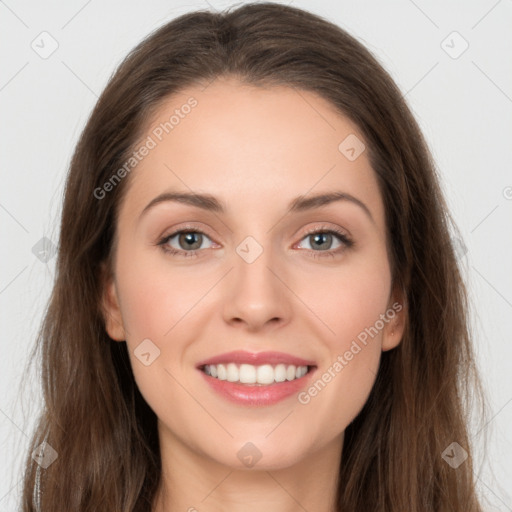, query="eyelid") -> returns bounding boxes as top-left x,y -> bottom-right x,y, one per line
158,222 -> 216,240
297,222 -> 352,239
